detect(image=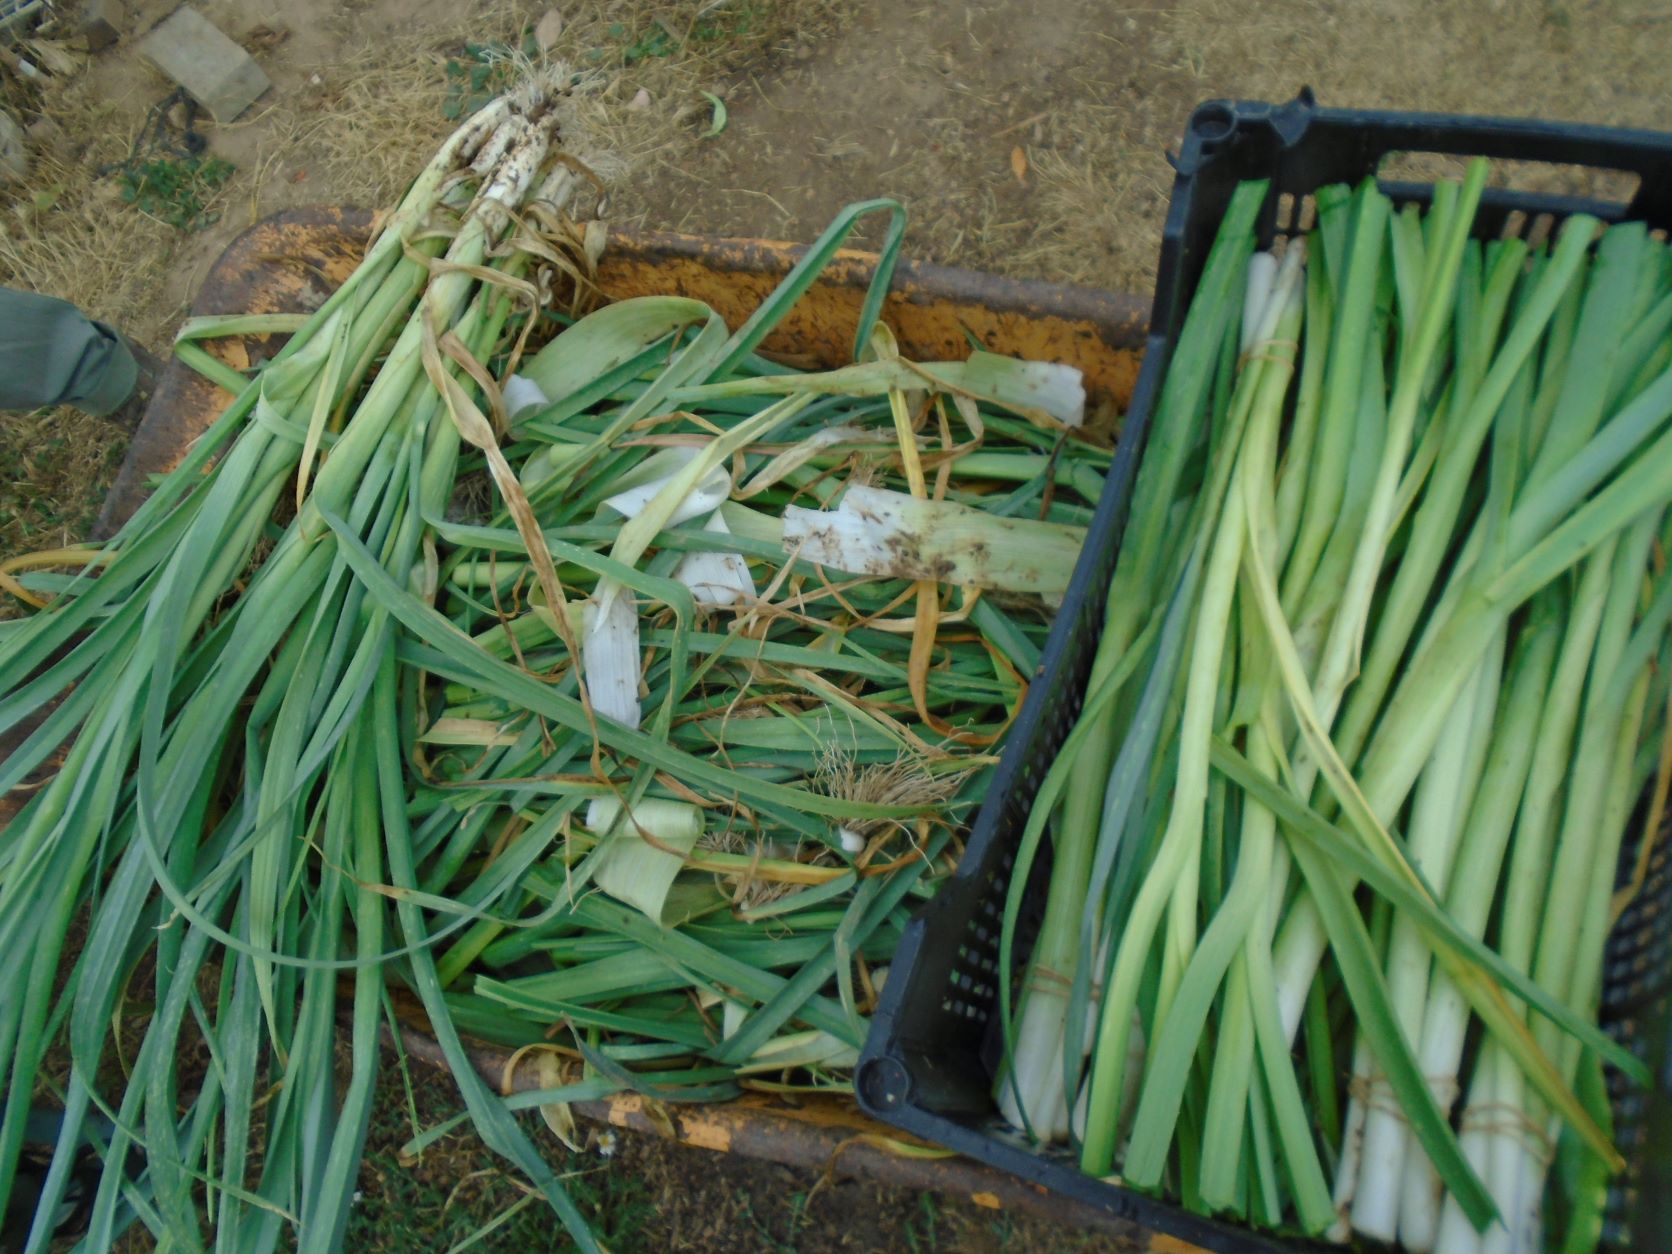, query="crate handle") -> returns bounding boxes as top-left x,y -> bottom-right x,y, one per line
1177,92 -> 1672,229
